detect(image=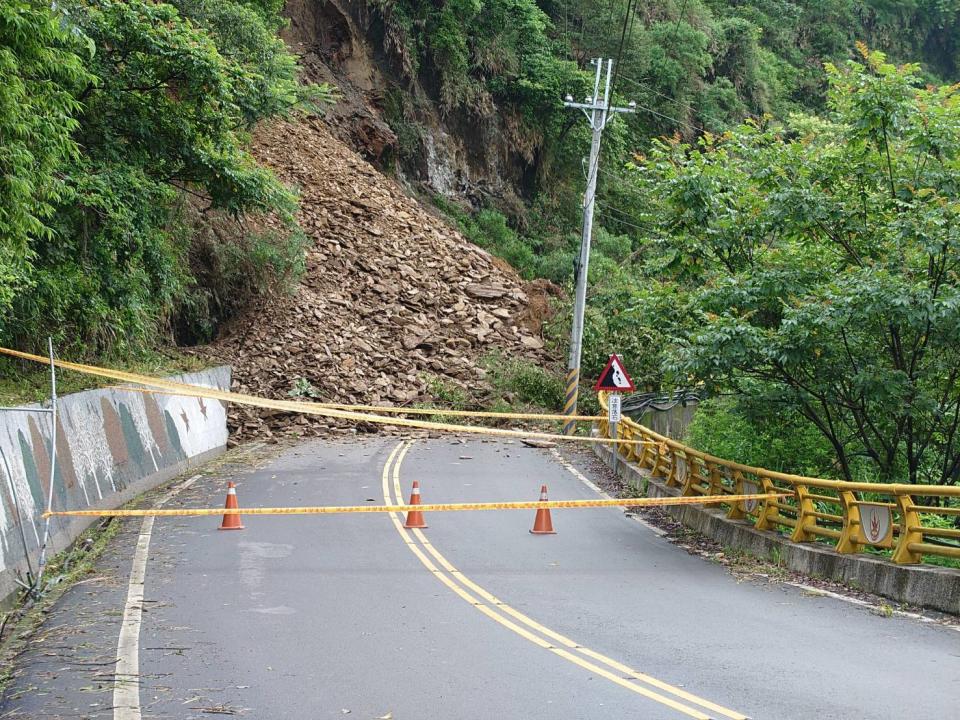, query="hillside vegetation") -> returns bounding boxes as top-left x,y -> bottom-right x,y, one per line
5,0 -> 959,359
5,1 -> 960,485
364,0 -> 960,484
1,0 -> 330,356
